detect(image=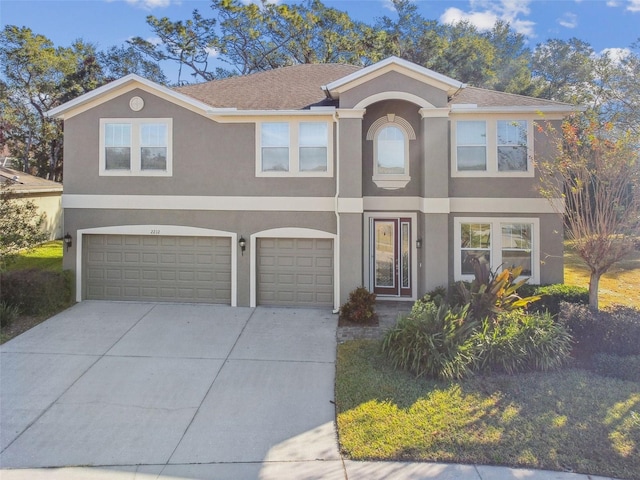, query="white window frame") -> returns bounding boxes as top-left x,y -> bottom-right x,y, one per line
454,217 -> 540,284
451,116 -> 534,178
99,118 -> 172,176
255,119 -> 333,177
367,115 -> 415,190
